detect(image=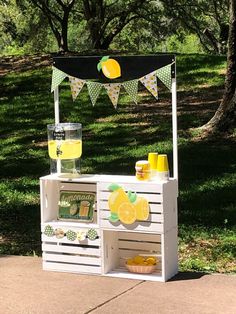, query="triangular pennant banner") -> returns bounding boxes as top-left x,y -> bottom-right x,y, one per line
139,70 -> 158,99
69,76 -> 85,101
51,66 -> 67,92
122,80 -> 138,104
86,81 -> 103,106
156,64 -> 172,90
104,83 -> 121,108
